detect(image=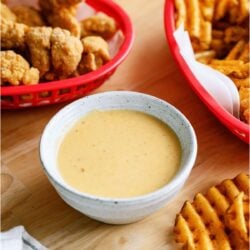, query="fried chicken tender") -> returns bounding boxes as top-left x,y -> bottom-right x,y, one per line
0,50 -> 39,86
26,27 -> 53,76
80,13 -> 117,40
39,0 -> 81,10
47,8 -> 80,37
50,28 -> 83,78
77,36 -> 110,74
39,0 -> 80,37
26,26 -> 82,79
11,5 -> 45,27
0,2 -> 16,21
1,18 -> 28,49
